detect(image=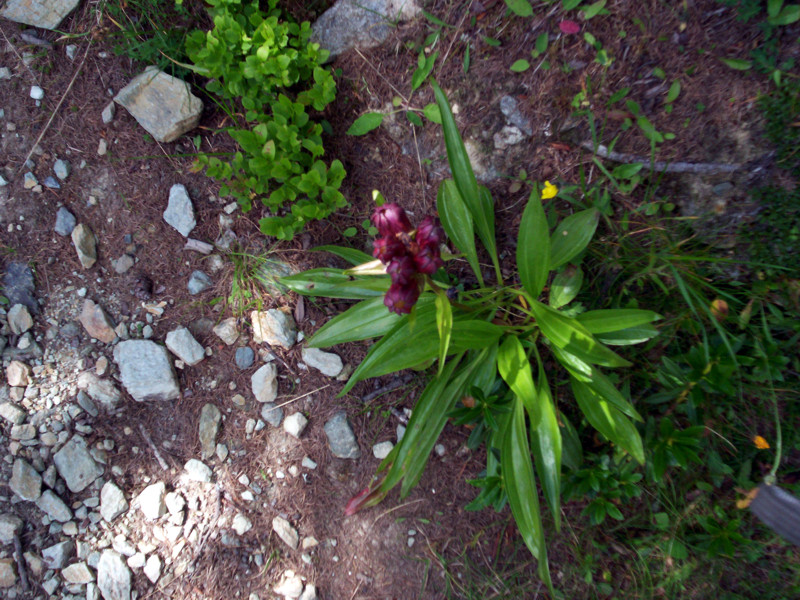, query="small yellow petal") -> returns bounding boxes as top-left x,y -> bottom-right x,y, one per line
541,180 -> 558,200
754,435 -> 770,450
